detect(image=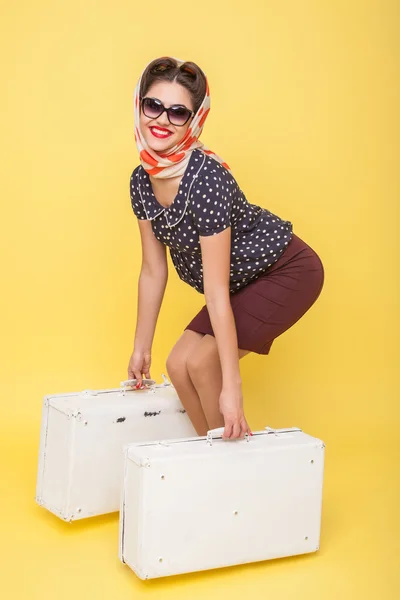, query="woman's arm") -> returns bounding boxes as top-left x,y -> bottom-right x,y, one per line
200,228 -> 250,439
130,220 -> 168,374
